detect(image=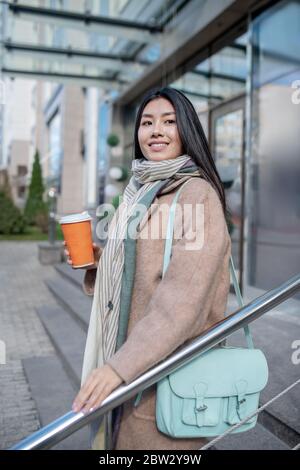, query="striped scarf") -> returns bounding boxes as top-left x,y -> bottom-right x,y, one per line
81,155 -> 201,387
